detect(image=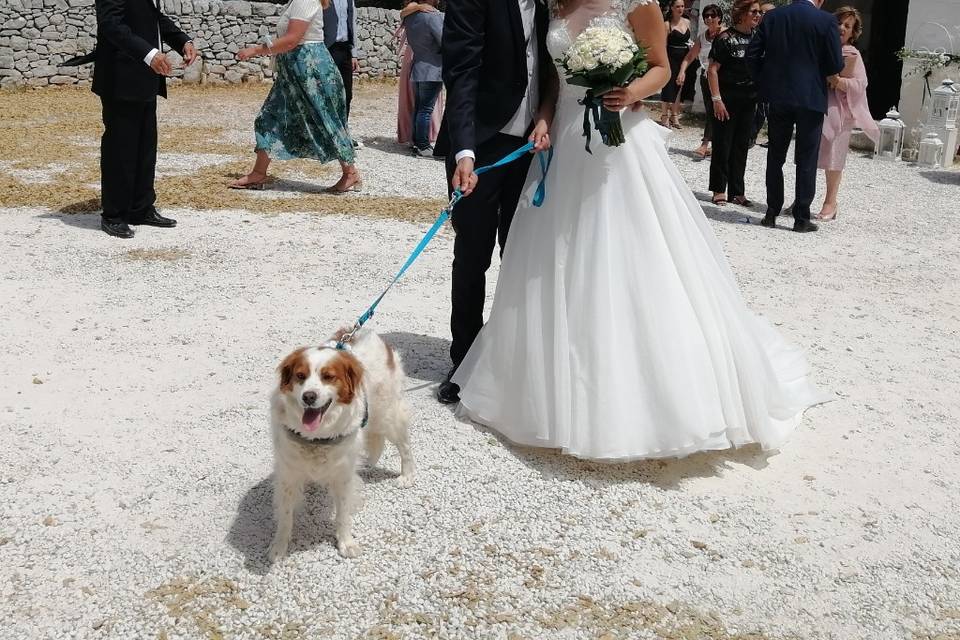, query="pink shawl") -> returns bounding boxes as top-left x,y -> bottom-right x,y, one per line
823,45 -> 879,143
